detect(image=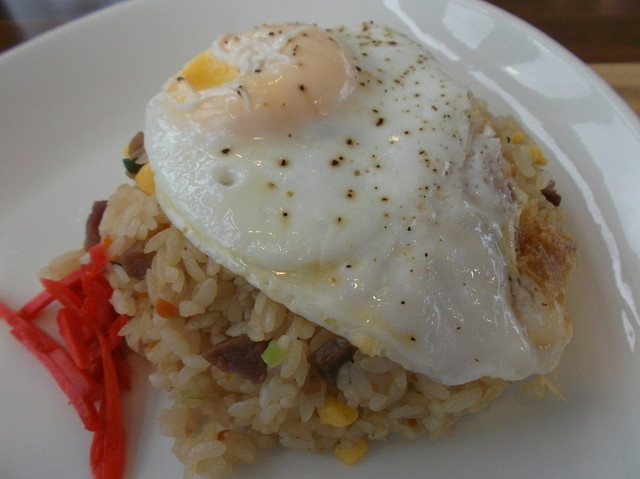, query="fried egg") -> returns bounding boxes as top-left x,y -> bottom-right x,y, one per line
145,22 -> 570,385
